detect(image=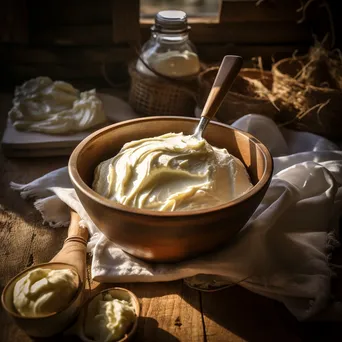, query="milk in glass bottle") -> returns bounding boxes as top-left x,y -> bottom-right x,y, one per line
136,10 -> 200,78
